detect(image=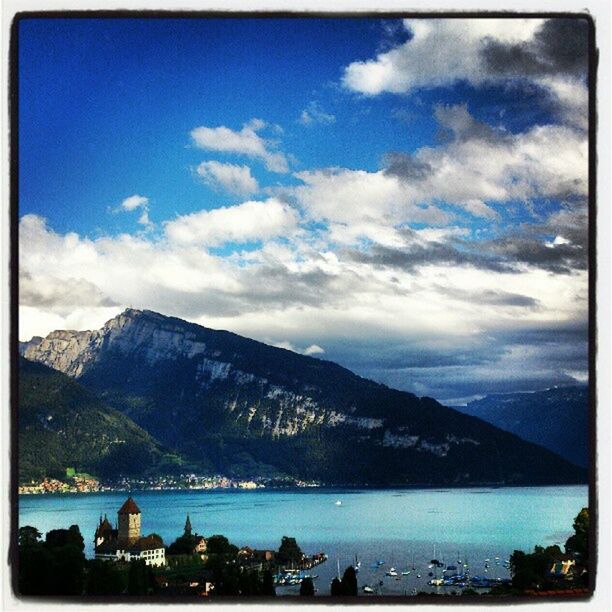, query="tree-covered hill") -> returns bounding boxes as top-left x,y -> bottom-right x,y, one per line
18,357 -> 185,482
